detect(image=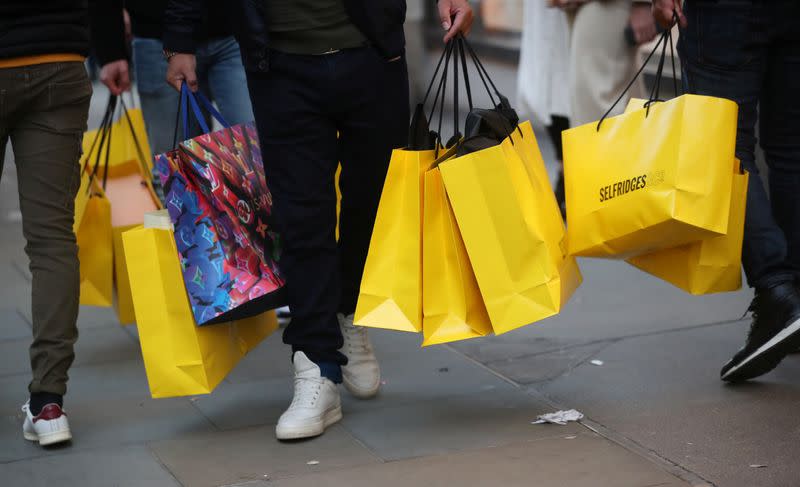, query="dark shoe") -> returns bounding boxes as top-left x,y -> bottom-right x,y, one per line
721,282 -> 800,383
